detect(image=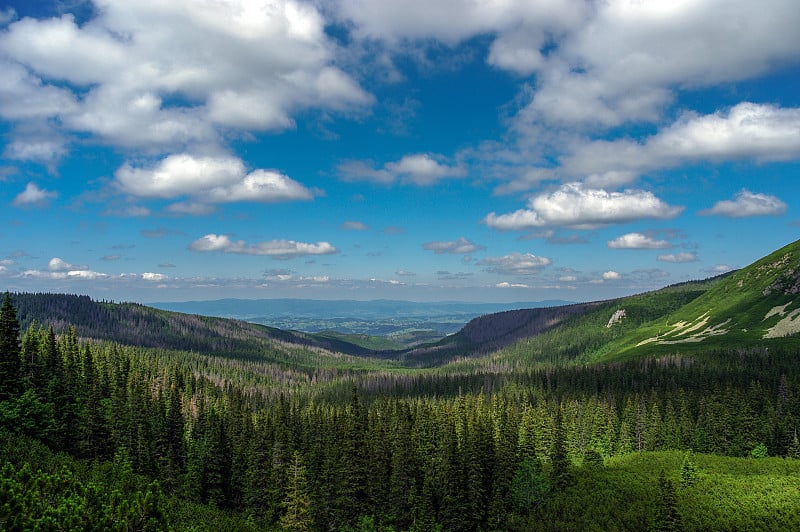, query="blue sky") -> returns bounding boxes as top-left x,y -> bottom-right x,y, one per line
0,0 -> 799,303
